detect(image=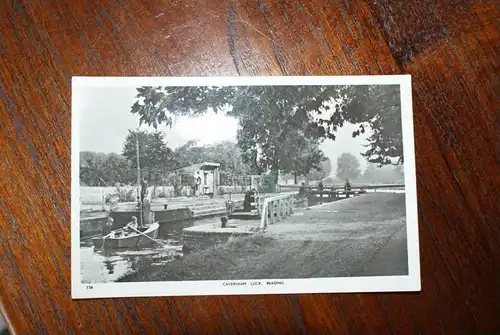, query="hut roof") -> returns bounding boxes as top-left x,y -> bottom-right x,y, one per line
175,162 -> 220,173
